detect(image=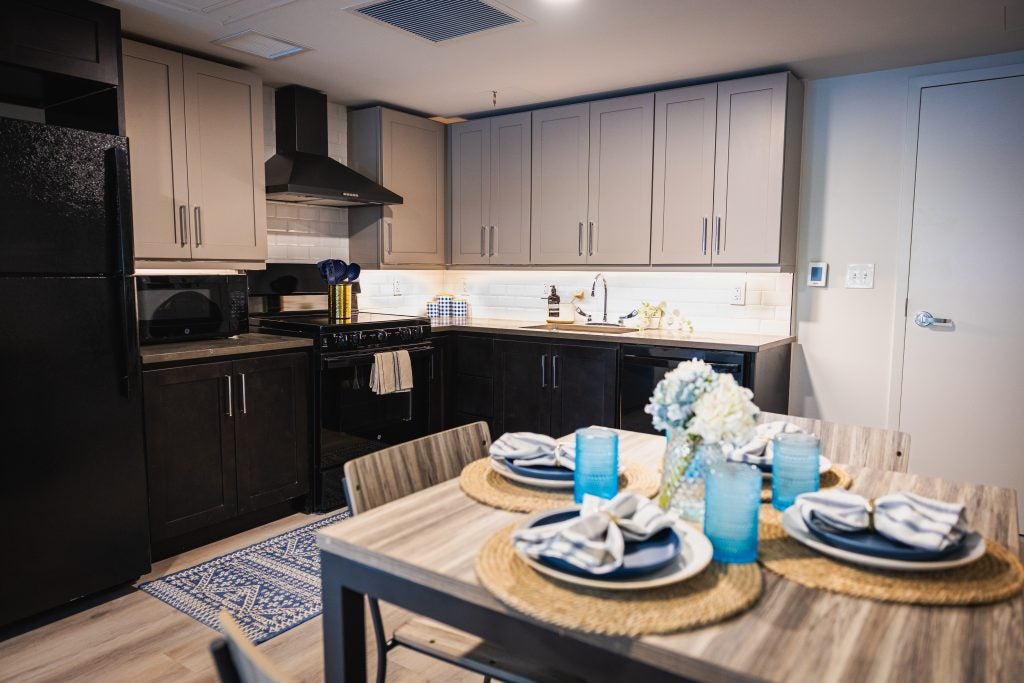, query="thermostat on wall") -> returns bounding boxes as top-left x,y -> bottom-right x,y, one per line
807,262 -> 828,287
